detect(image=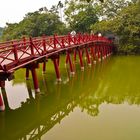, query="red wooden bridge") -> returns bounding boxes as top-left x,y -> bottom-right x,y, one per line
0,33 -> 113,111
